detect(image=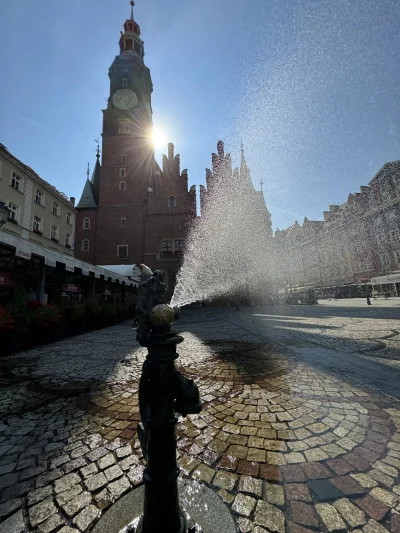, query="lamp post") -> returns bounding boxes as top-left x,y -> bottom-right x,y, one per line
0,201 -> 11,228
133,265 -> 202,533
